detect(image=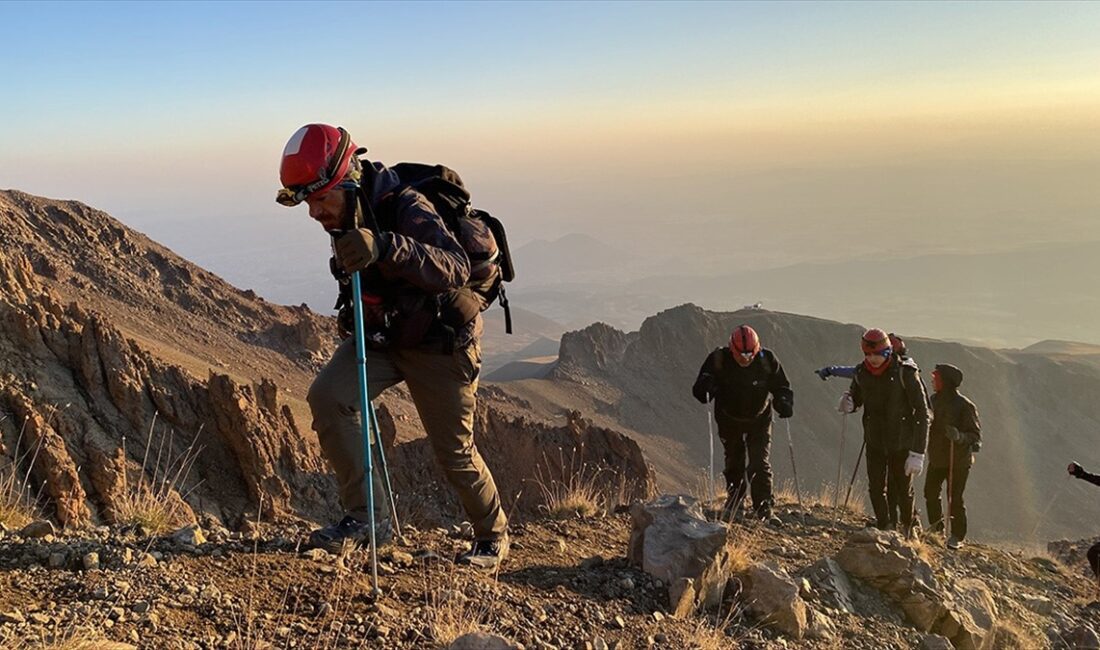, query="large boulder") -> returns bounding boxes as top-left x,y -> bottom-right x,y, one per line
628,494 -> 732,614
741,561 -> 809,639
